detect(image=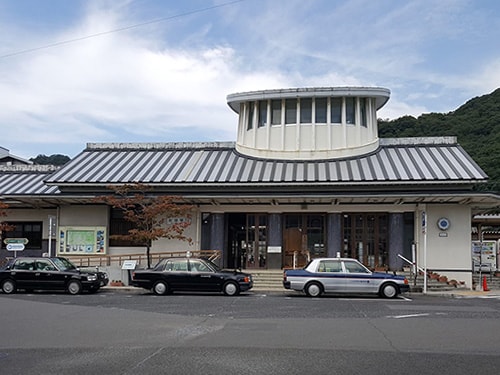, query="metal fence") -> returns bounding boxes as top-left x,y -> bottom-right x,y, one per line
66,250 -> 222,268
